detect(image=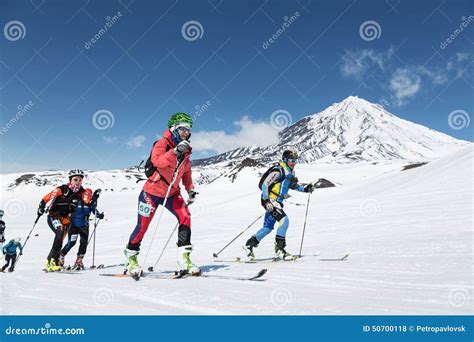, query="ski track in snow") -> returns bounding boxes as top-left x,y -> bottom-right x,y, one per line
0,145 -> 472,315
